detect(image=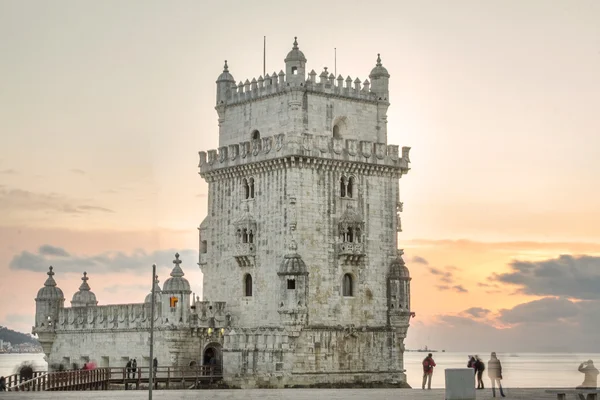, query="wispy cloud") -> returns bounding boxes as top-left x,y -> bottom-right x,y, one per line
411,256 -> 429,265
0,188 -> 114,214
0,169 -> 17,174
70,169 -> 85,175
9,245 -> 198,274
